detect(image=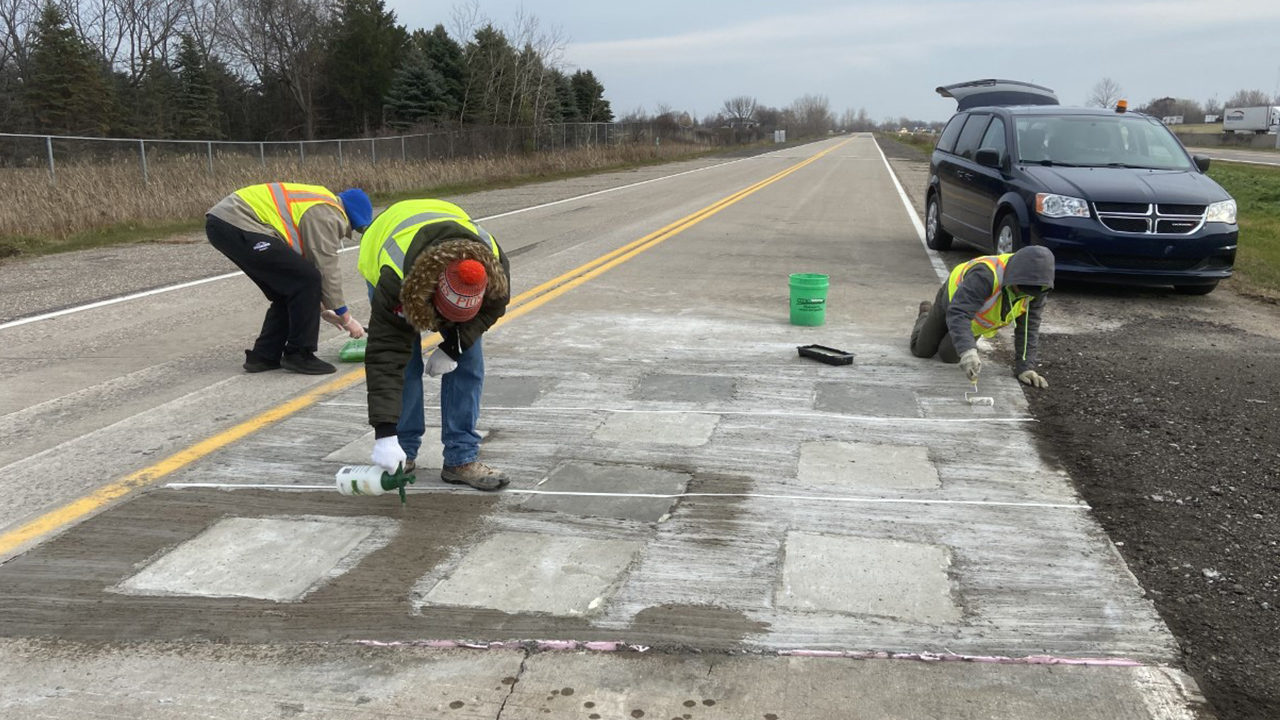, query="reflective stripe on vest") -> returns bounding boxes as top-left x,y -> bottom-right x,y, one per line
358,200 -> 499,283
236,183 -> 341,256
946,253 -> 1029,338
